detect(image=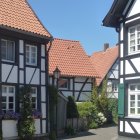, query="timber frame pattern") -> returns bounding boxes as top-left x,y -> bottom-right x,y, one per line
103,0 -> 140,138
